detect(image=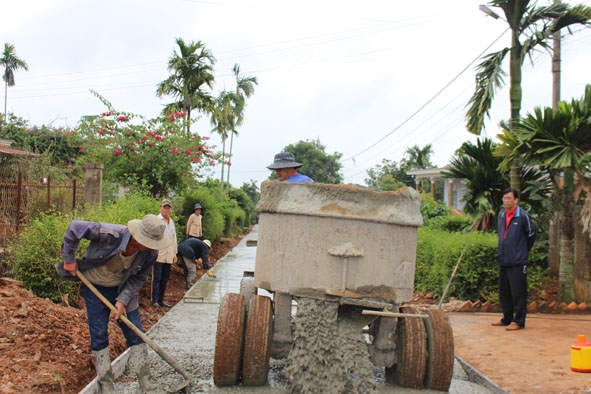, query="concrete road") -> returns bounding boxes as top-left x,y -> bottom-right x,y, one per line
80,226 -> 504,394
